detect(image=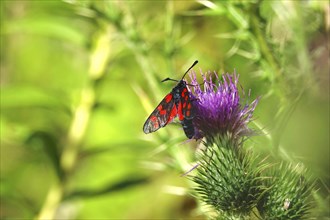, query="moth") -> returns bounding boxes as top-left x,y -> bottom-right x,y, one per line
143,61 -> 198,139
